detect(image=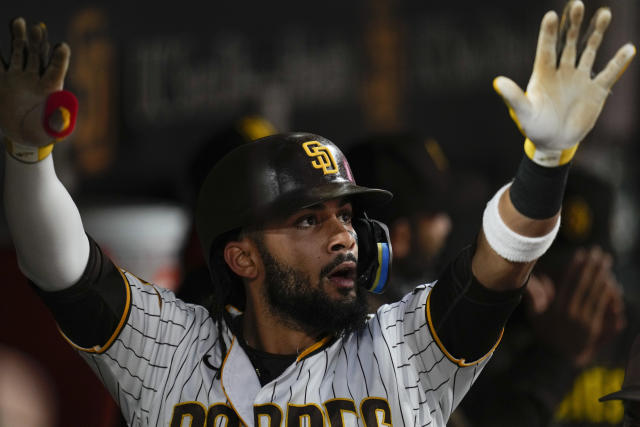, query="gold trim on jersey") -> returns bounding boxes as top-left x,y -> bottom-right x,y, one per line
220,304 -> 332,362
425,289 -> 503,367
220,338 -> 250,427
58,266 -> 132,354
133,273 -> 163,309
296,335 -> 333,362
